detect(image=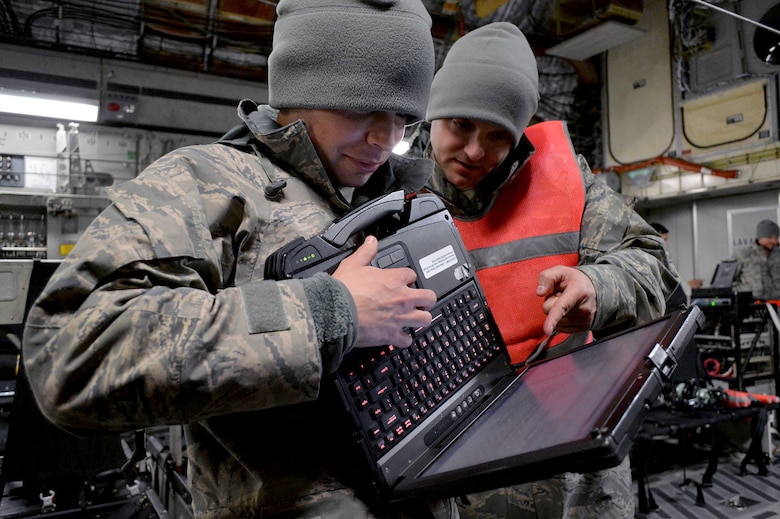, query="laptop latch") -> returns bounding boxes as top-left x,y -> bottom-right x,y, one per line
647,342 -> 676,378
